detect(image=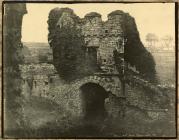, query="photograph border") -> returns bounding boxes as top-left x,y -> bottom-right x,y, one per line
1,0 -> 178,139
